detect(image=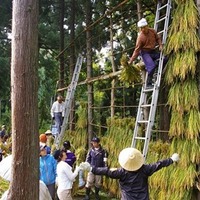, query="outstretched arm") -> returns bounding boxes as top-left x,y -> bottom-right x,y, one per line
92,167 -> 123,179
144,154 -> 179,176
